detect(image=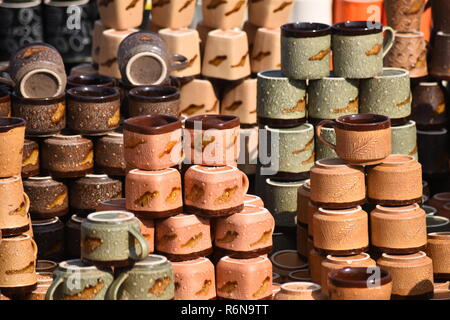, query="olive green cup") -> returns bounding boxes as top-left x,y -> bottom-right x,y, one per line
391,120 -> 418,160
